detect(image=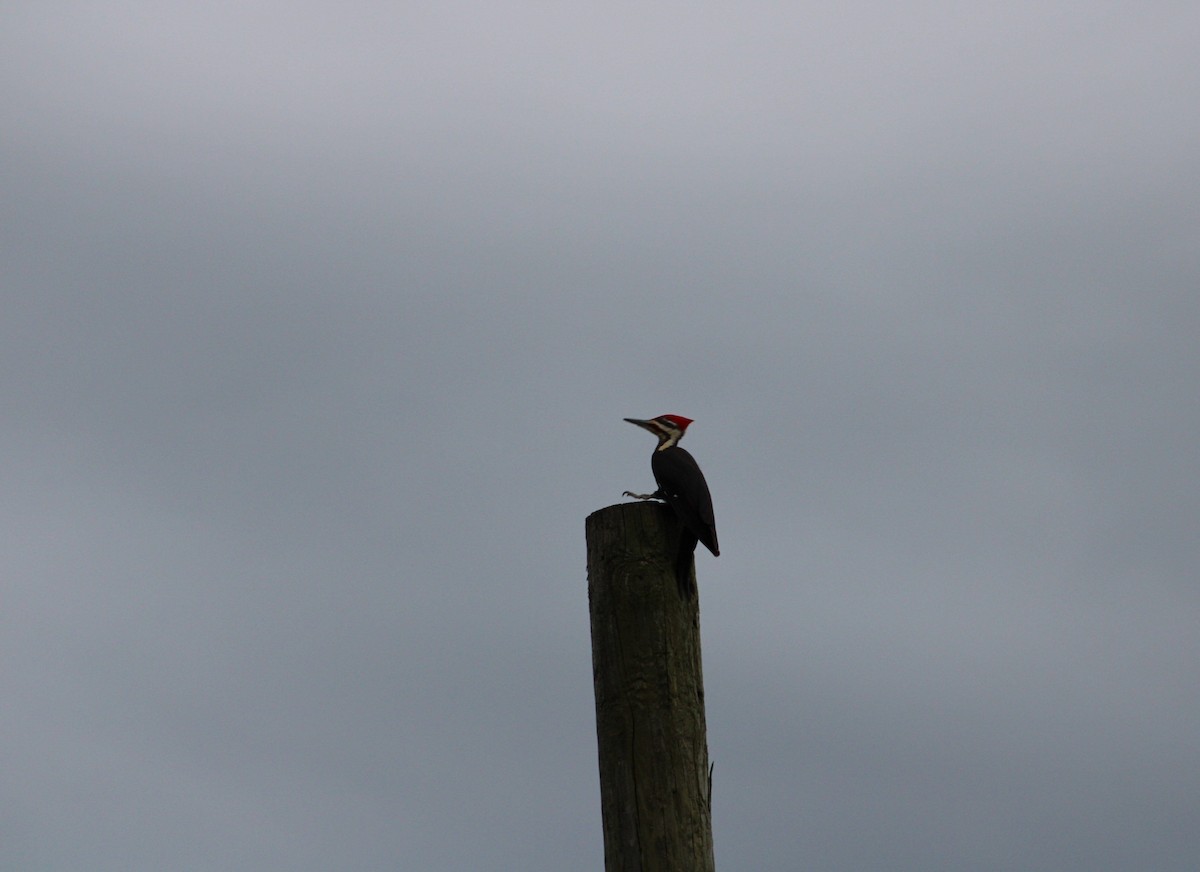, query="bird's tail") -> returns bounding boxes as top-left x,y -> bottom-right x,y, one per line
675,531 -> 698,599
